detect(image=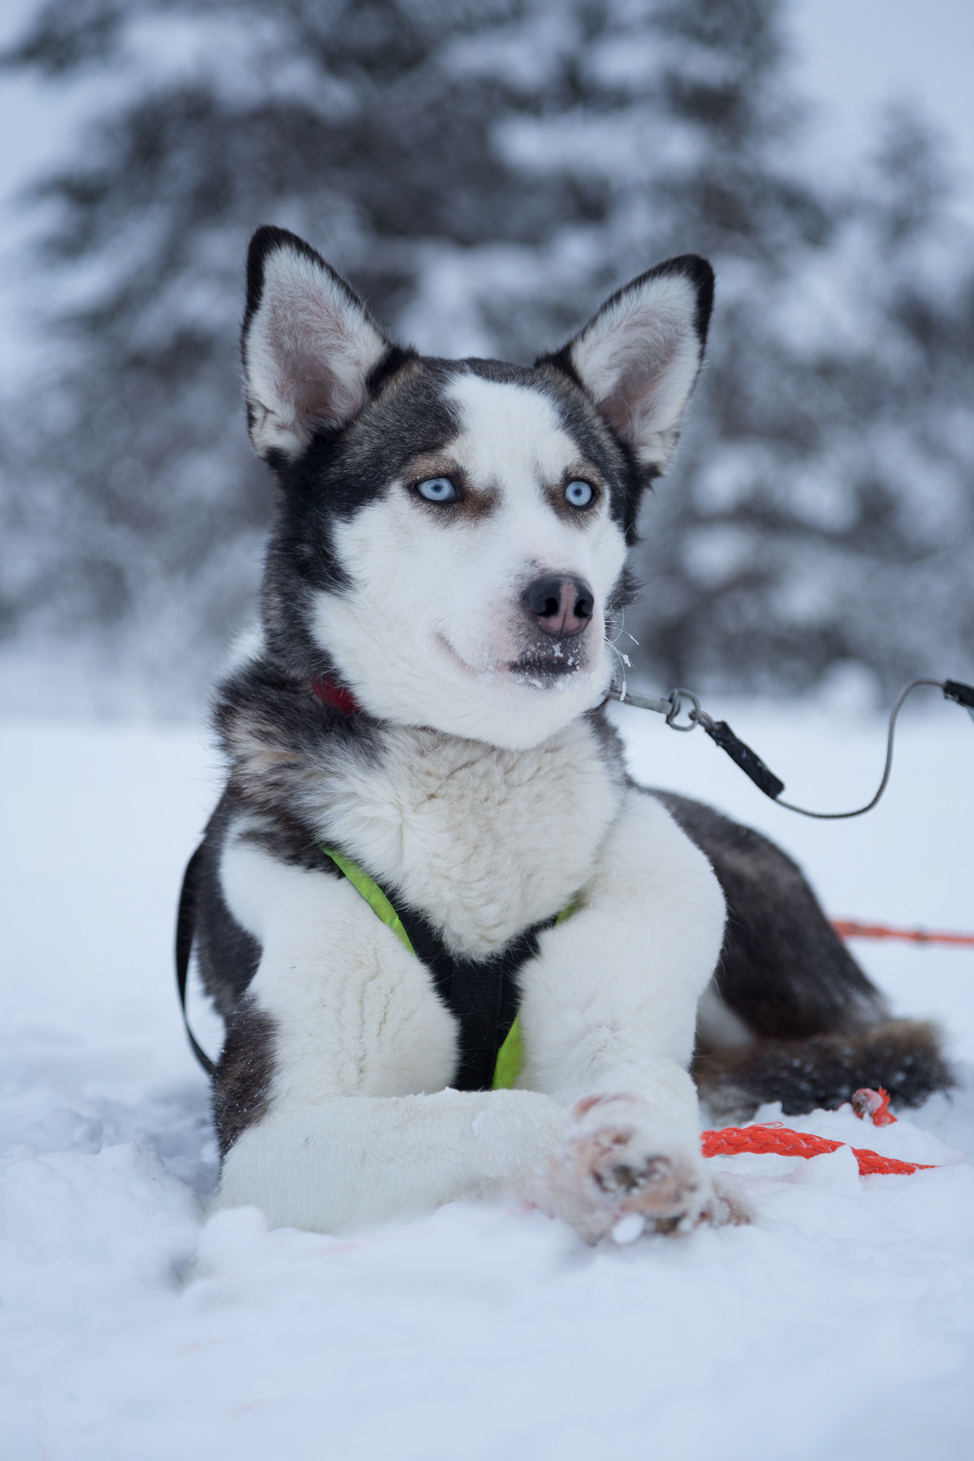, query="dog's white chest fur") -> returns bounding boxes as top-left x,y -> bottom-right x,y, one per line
317,718 -> 625,958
